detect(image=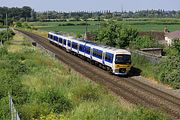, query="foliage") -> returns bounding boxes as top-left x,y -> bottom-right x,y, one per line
37,88 -> 73,113
0,97 -> 10,120
131,53 -> 156,77
95,21 -> 138,48
172,39 -> 180,54
130,36 -> 159,49
36,112 -> 64,120
164,39 -> 180,56
132,52 -> 180,89
0,6 -> 34,22
0,29 -> 15,44
158,56 -> 180,89
14,22 -> 32,29
73,84 -> 100,102
18,103 -> 51,120
128,107 -> 168,120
